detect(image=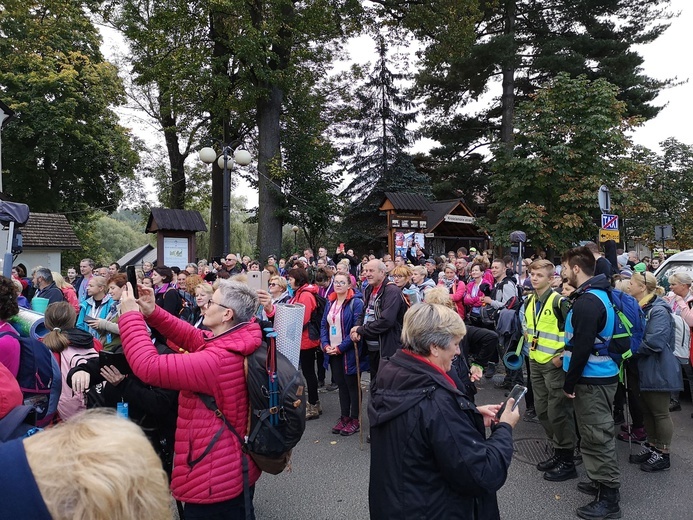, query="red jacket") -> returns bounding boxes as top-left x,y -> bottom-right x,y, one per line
119,307 -> 262,504
290,284 -> 320,350
449,280 -> 467,320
